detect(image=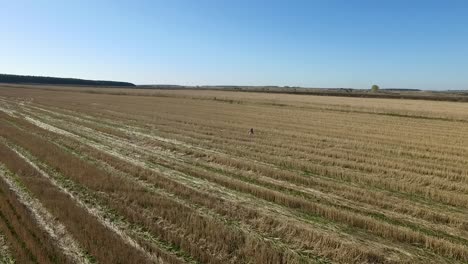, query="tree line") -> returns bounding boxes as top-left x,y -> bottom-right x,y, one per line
0,73 -> 135,87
